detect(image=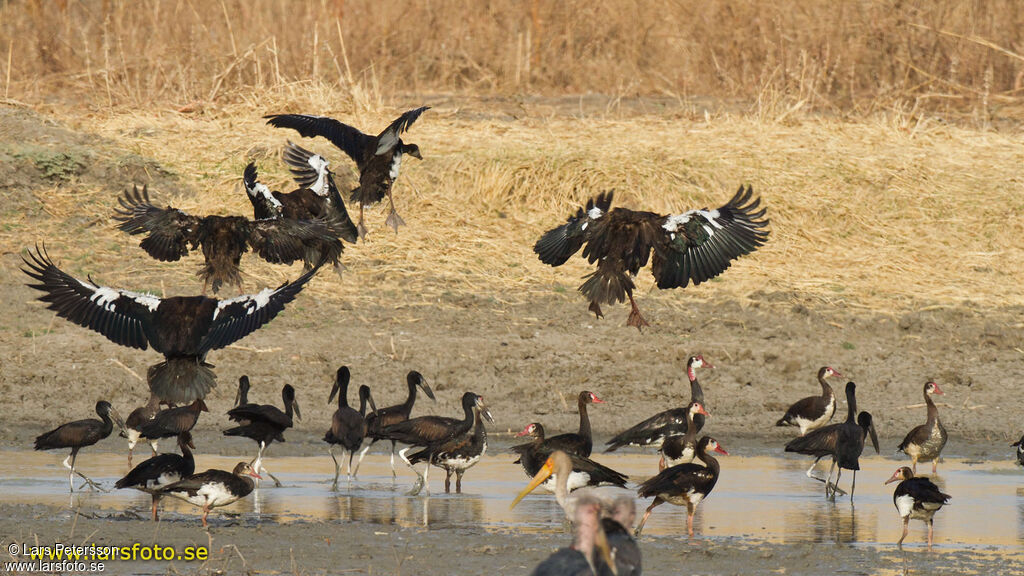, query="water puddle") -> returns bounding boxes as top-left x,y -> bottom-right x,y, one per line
1,449 -> 1022,551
